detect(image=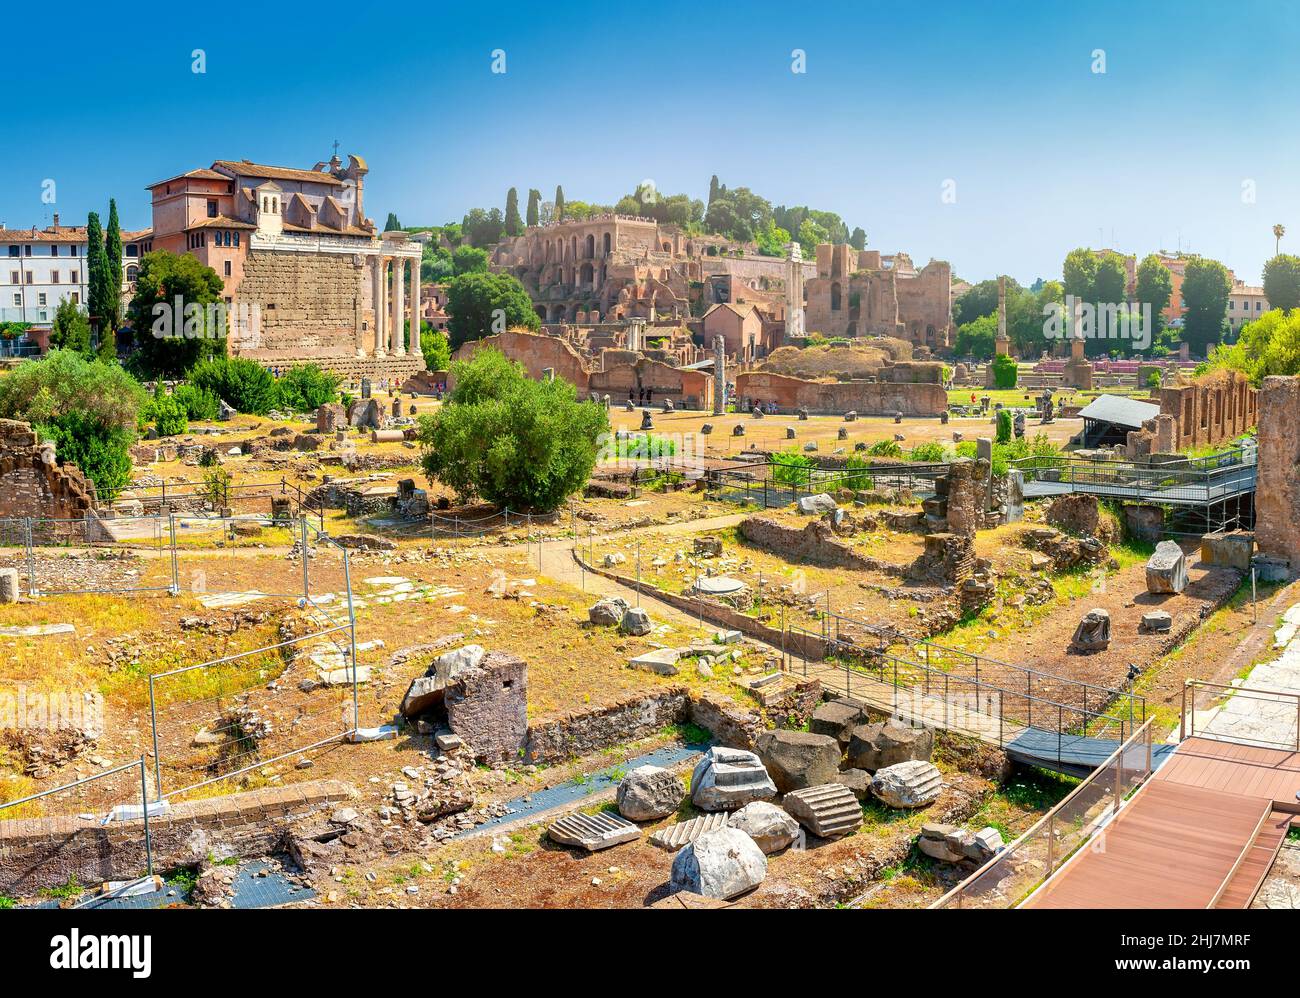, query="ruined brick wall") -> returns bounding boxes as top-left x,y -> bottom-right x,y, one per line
943,458 -> 988,539
235,249 -> 366,365
1256,375 -> 1300,569
0,780 -> 355,895
452,328 -> 591,390
523,688 -> 690,764
738,516 -> 906,574
445,652 -> 529,765
1158,368 -> 1257,450
804,246 -> 951,350
0,419 -> 97,519
589,357 -> 713,408
735,371 -> 946,416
